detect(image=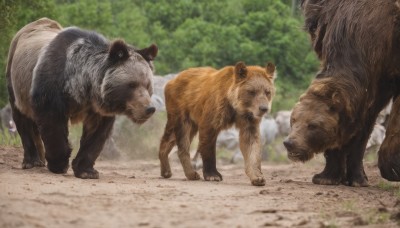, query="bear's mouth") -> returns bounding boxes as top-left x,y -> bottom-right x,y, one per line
129,115 -> 151,124
287,149 -> 314,162
243,112 -> 262,122
126,110 -> 154,124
